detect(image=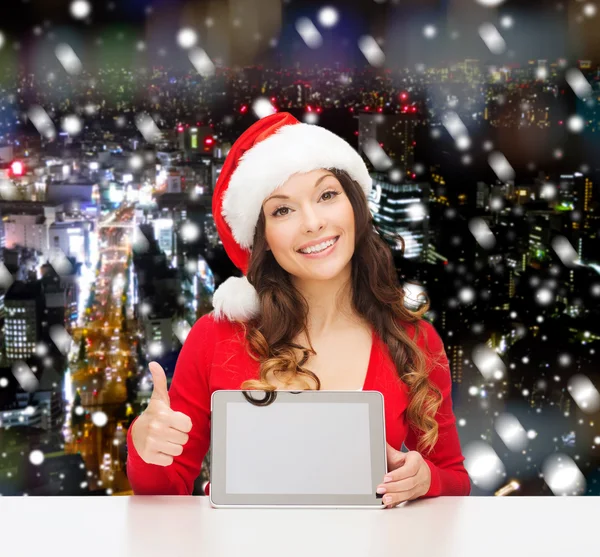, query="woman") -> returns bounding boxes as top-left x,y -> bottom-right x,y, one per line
126,112 -> 471,507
